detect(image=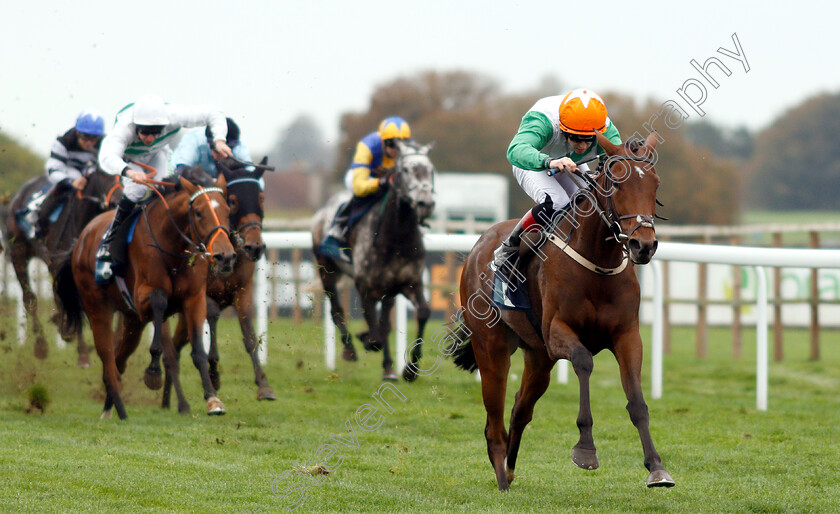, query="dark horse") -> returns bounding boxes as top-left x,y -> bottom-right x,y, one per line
0,164 -> 122,365
312,140 -> 436,381
161,159 -> 276,409
452,132 -> 674,490
55,173 -> 236,419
